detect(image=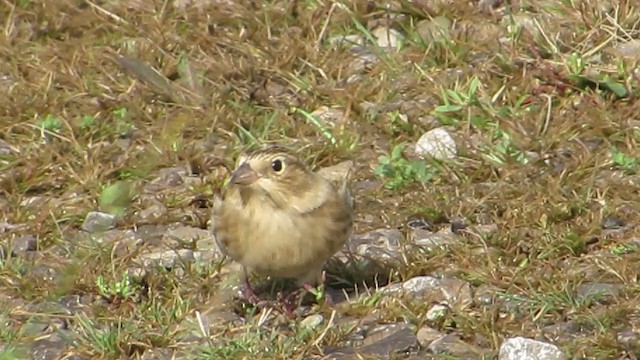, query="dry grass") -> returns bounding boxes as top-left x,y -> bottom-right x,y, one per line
2,0 -> 640,358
